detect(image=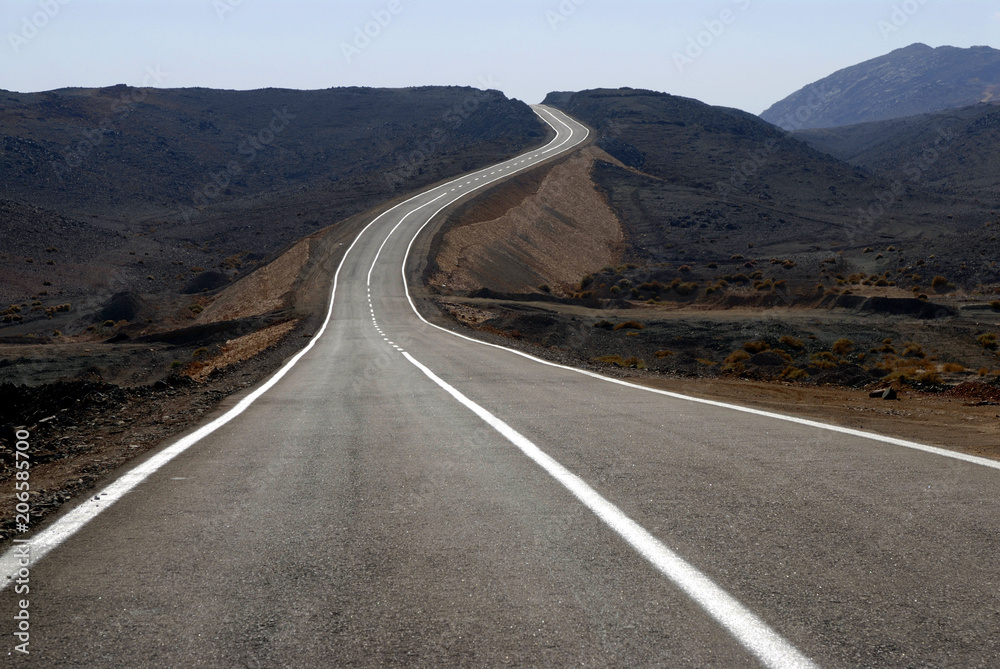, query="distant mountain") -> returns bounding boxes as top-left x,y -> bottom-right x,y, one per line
793,103 -> 1000,198
762,44 -> 1000,130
